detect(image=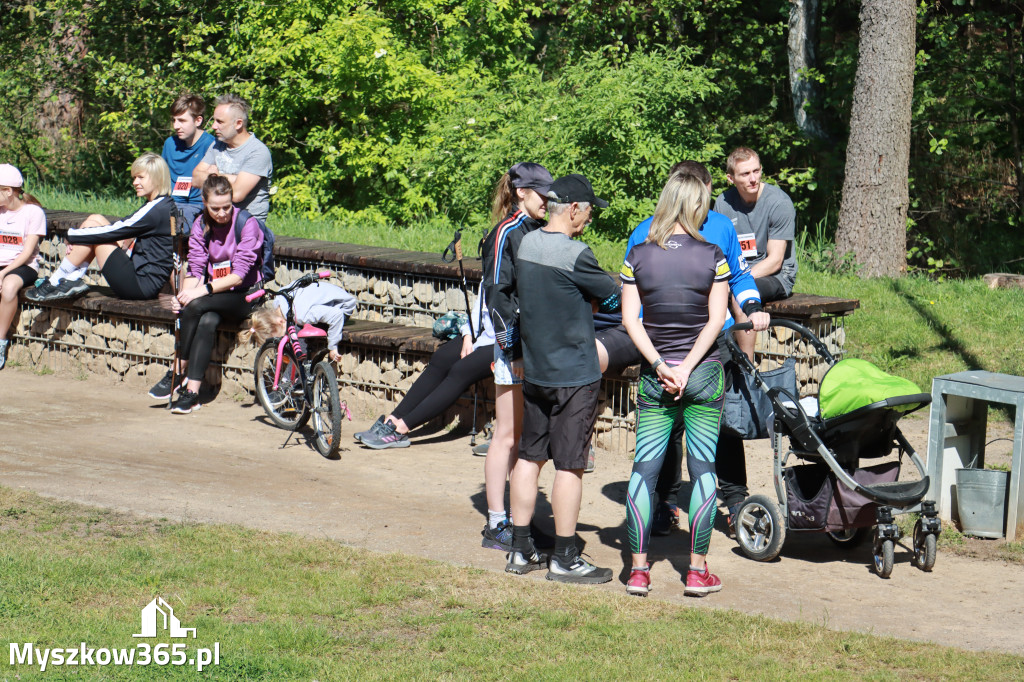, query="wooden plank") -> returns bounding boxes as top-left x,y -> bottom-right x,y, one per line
764,293 -> 860,318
